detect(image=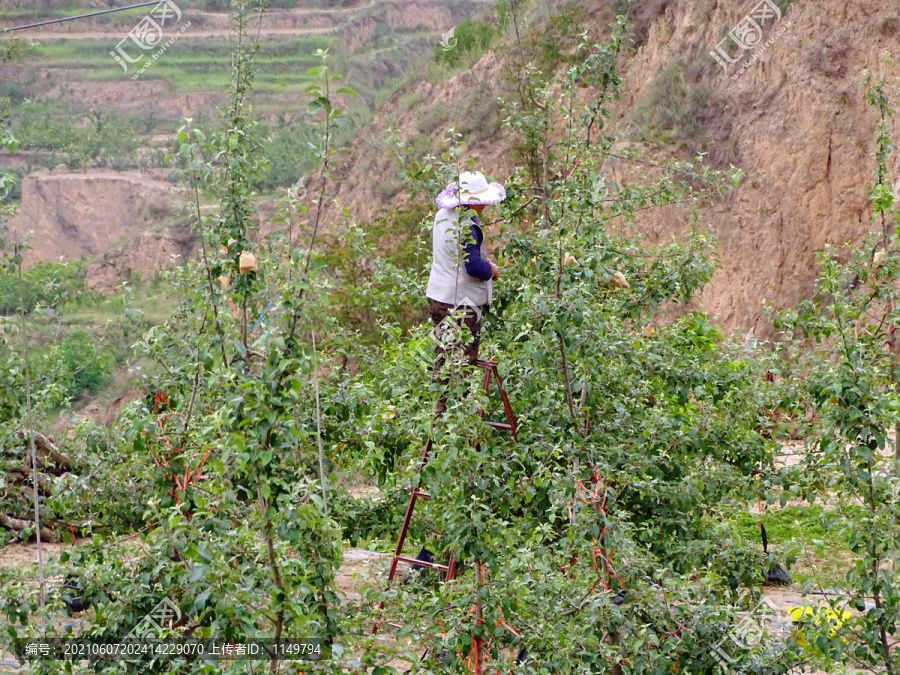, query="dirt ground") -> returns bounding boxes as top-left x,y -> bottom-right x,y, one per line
0,540 -> 75,575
